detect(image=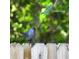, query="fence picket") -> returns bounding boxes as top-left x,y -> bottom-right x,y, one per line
47,43 -> 57,59
10,43 -> 69,59
57,43 -> 69,59
23,43 -> 31,59
31,43 -> 48,59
